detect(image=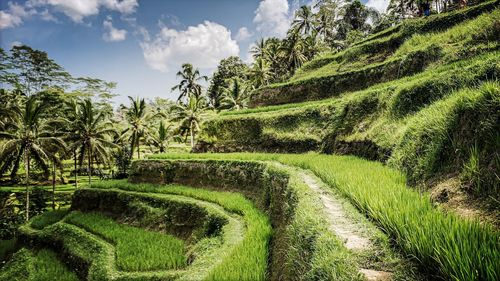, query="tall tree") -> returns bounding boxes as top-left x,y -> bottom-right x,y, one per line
281,30 -> 308,74
122,96 -> 150,159
0,98 -> 66,220
292,5 -> 316,36
249,57 -> 272,88
171,63 -> 208,102
74,77 -> 118,114
4,45 -> 71,97
250,38 -> 267,60
220,78 -> 251,111
172,96 -> 208,148
69,99 -> 117,186
208,56 -> 249,110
